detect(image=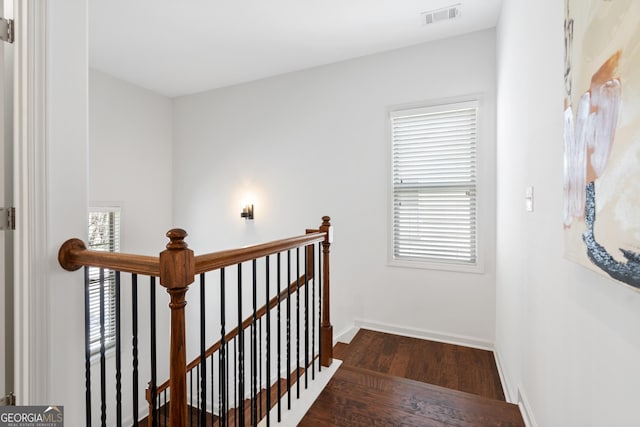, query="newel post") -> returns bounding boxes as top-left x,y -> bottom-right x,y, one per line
319,216 -> 333,367
159,229 -> 195,427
